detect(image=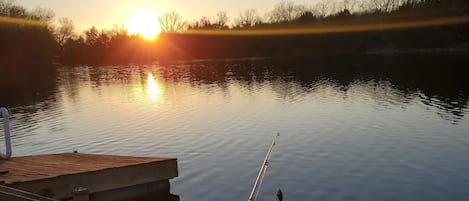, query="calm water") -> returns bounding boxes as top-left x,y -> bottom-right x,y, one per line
1,54 -> 469,201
